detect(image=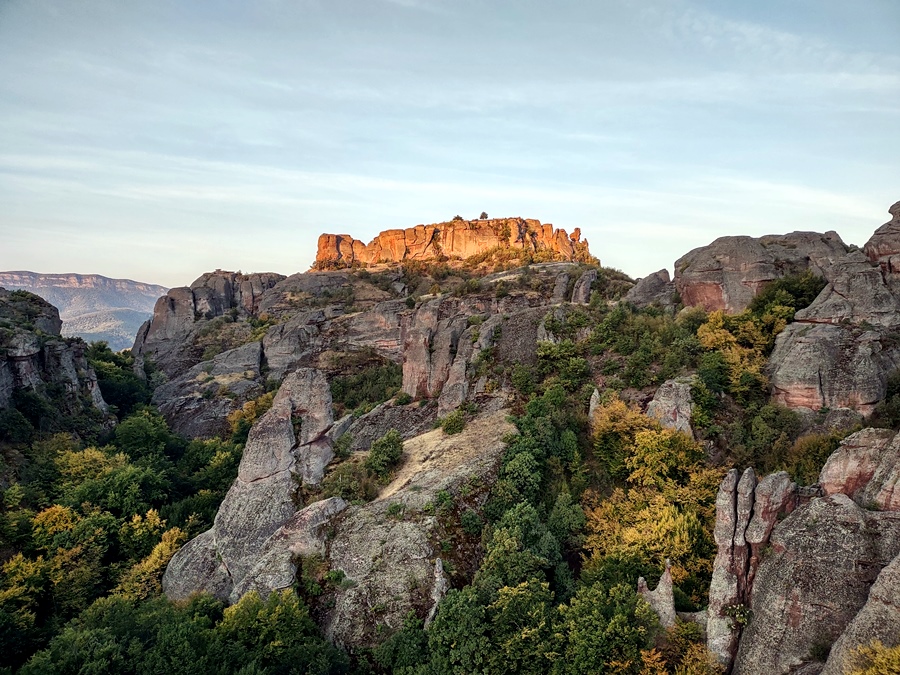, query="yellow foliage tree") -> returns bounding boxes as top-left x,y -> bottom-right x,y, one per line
849,640 -> 900,675
113,527 -> 187,601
